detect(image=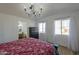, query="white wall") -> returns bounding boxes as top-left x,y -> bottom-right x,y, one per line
0,18 -> 3,43
36,11 -> 79,51
0,13 -> 35,43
